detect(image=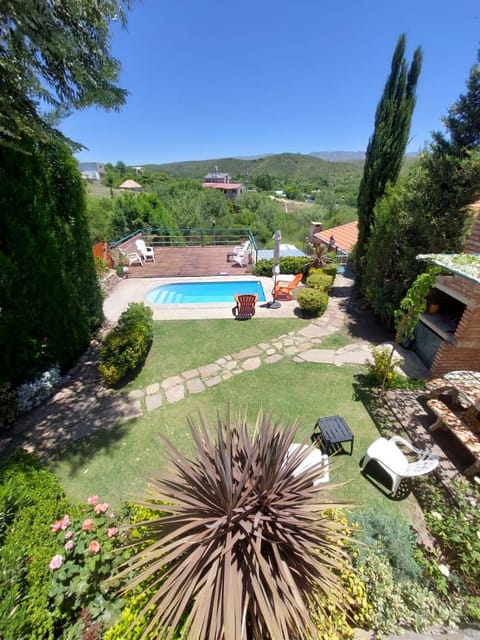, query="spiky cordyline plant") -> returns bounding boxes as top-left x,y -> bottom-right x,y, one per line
115,408 -> 354,639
